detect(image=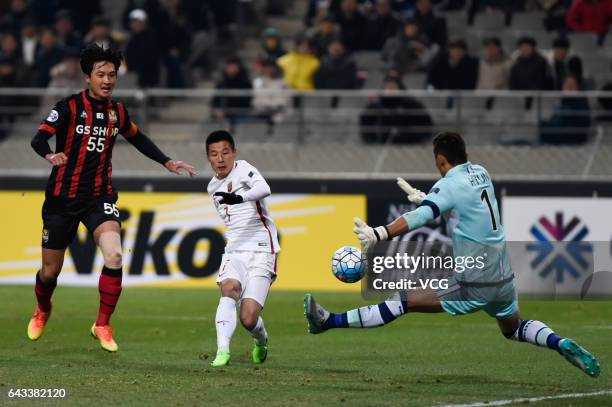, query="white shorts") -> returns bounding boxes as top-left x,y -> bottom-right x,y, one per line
216,251 -> 277,307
